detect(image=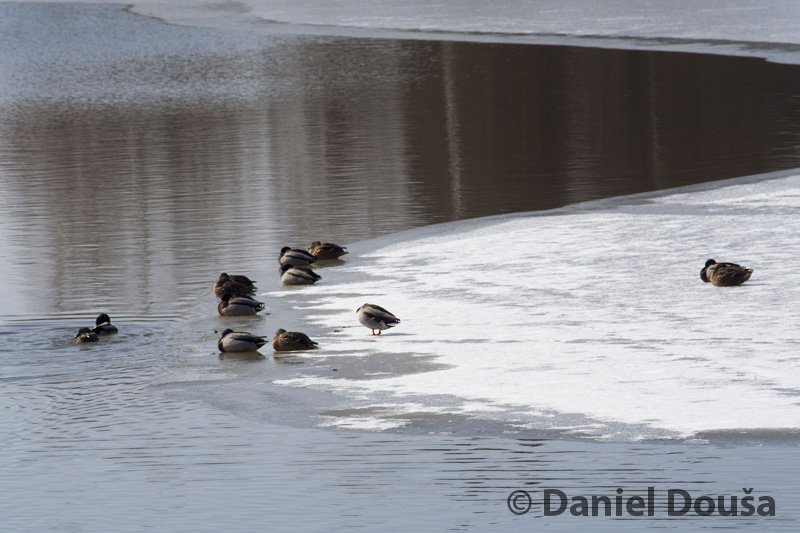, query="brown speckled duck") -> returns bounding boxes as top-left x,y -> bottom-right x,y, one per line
700,259 -> 753,286
272,328 -> 319,351
308,241 -> 348,260
214,272 -> 257,298
75,327 -> 99,344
